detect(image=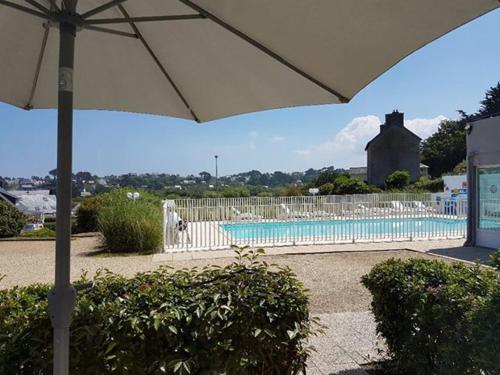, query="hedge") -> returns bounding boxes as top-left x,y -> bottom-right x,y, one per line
0,201 -> 26,238
362,254 -> 500,375
0,248 -> 318,374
